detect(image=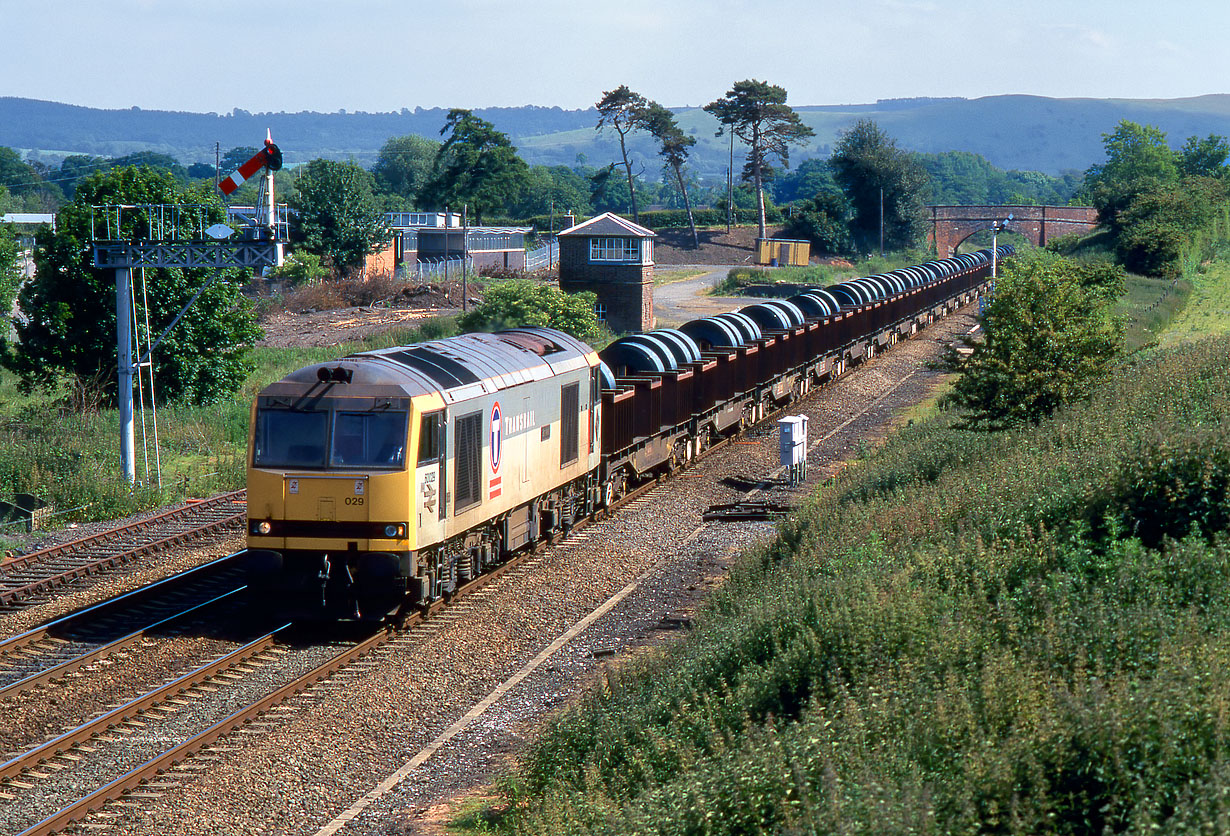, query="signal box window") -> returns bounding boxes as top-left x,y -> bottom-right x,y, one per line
590,237 -> 639,262
417,413 -> 441,465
